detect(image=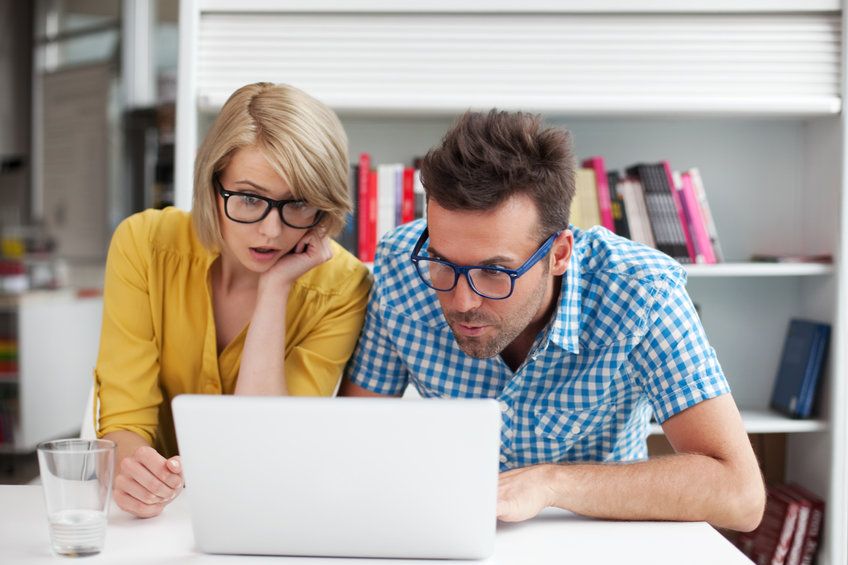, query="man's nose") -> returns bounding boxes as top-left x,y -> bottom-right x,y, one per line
449,273 -> 484,312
